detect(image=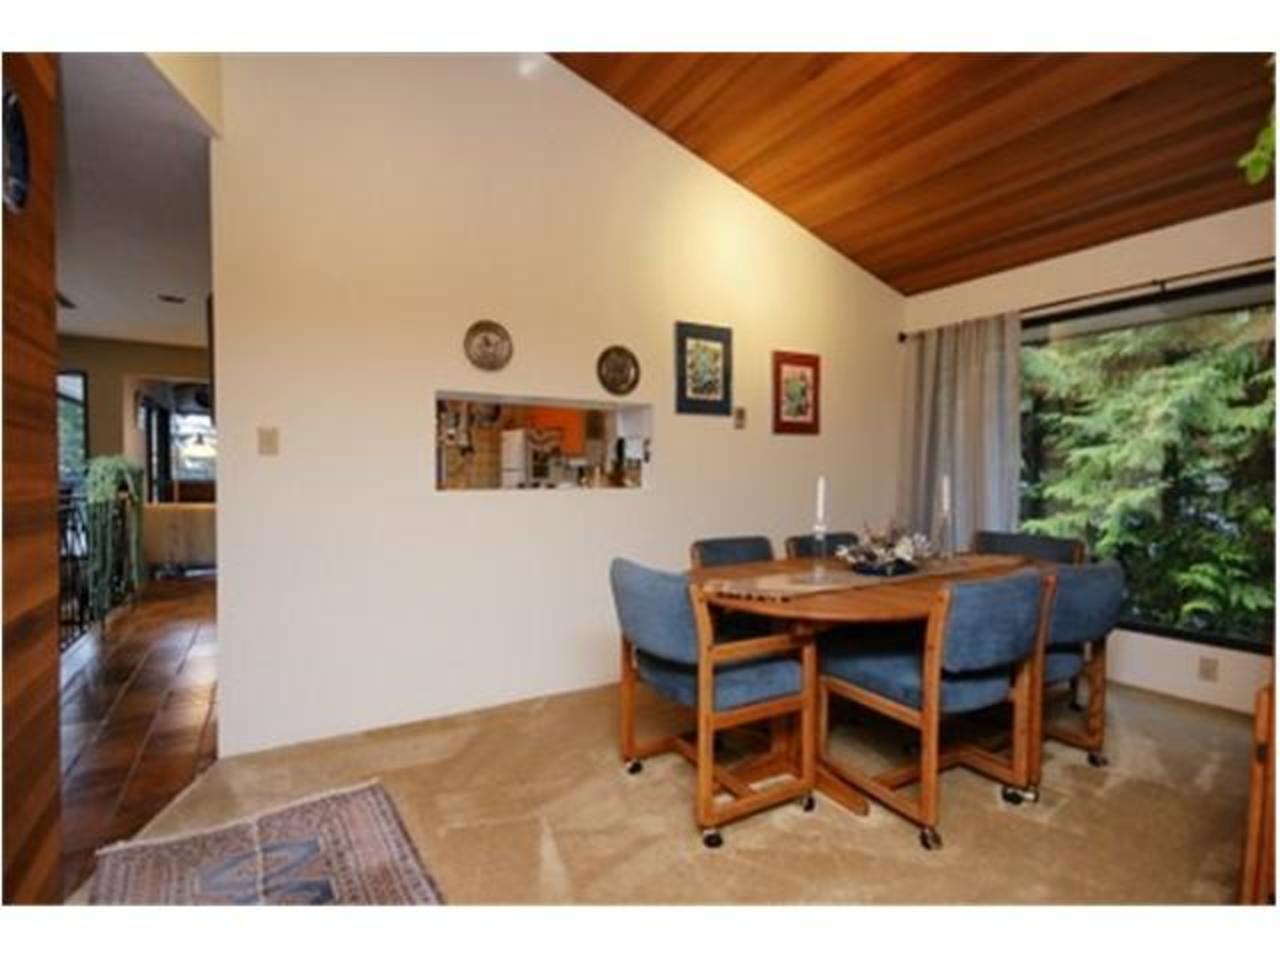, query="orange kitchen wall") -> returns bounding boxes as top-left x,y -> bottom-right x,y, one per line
525,406 -> 586,456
